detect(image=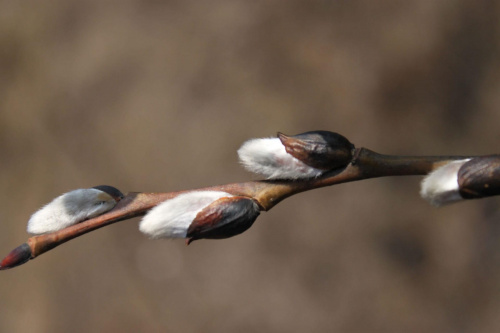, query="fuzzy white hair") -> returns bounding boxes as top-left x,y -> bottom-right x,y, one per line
420,159 -> 471,206
27,189 -> 118,235
237,137 -> 323,180
139,191 -> 231,239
